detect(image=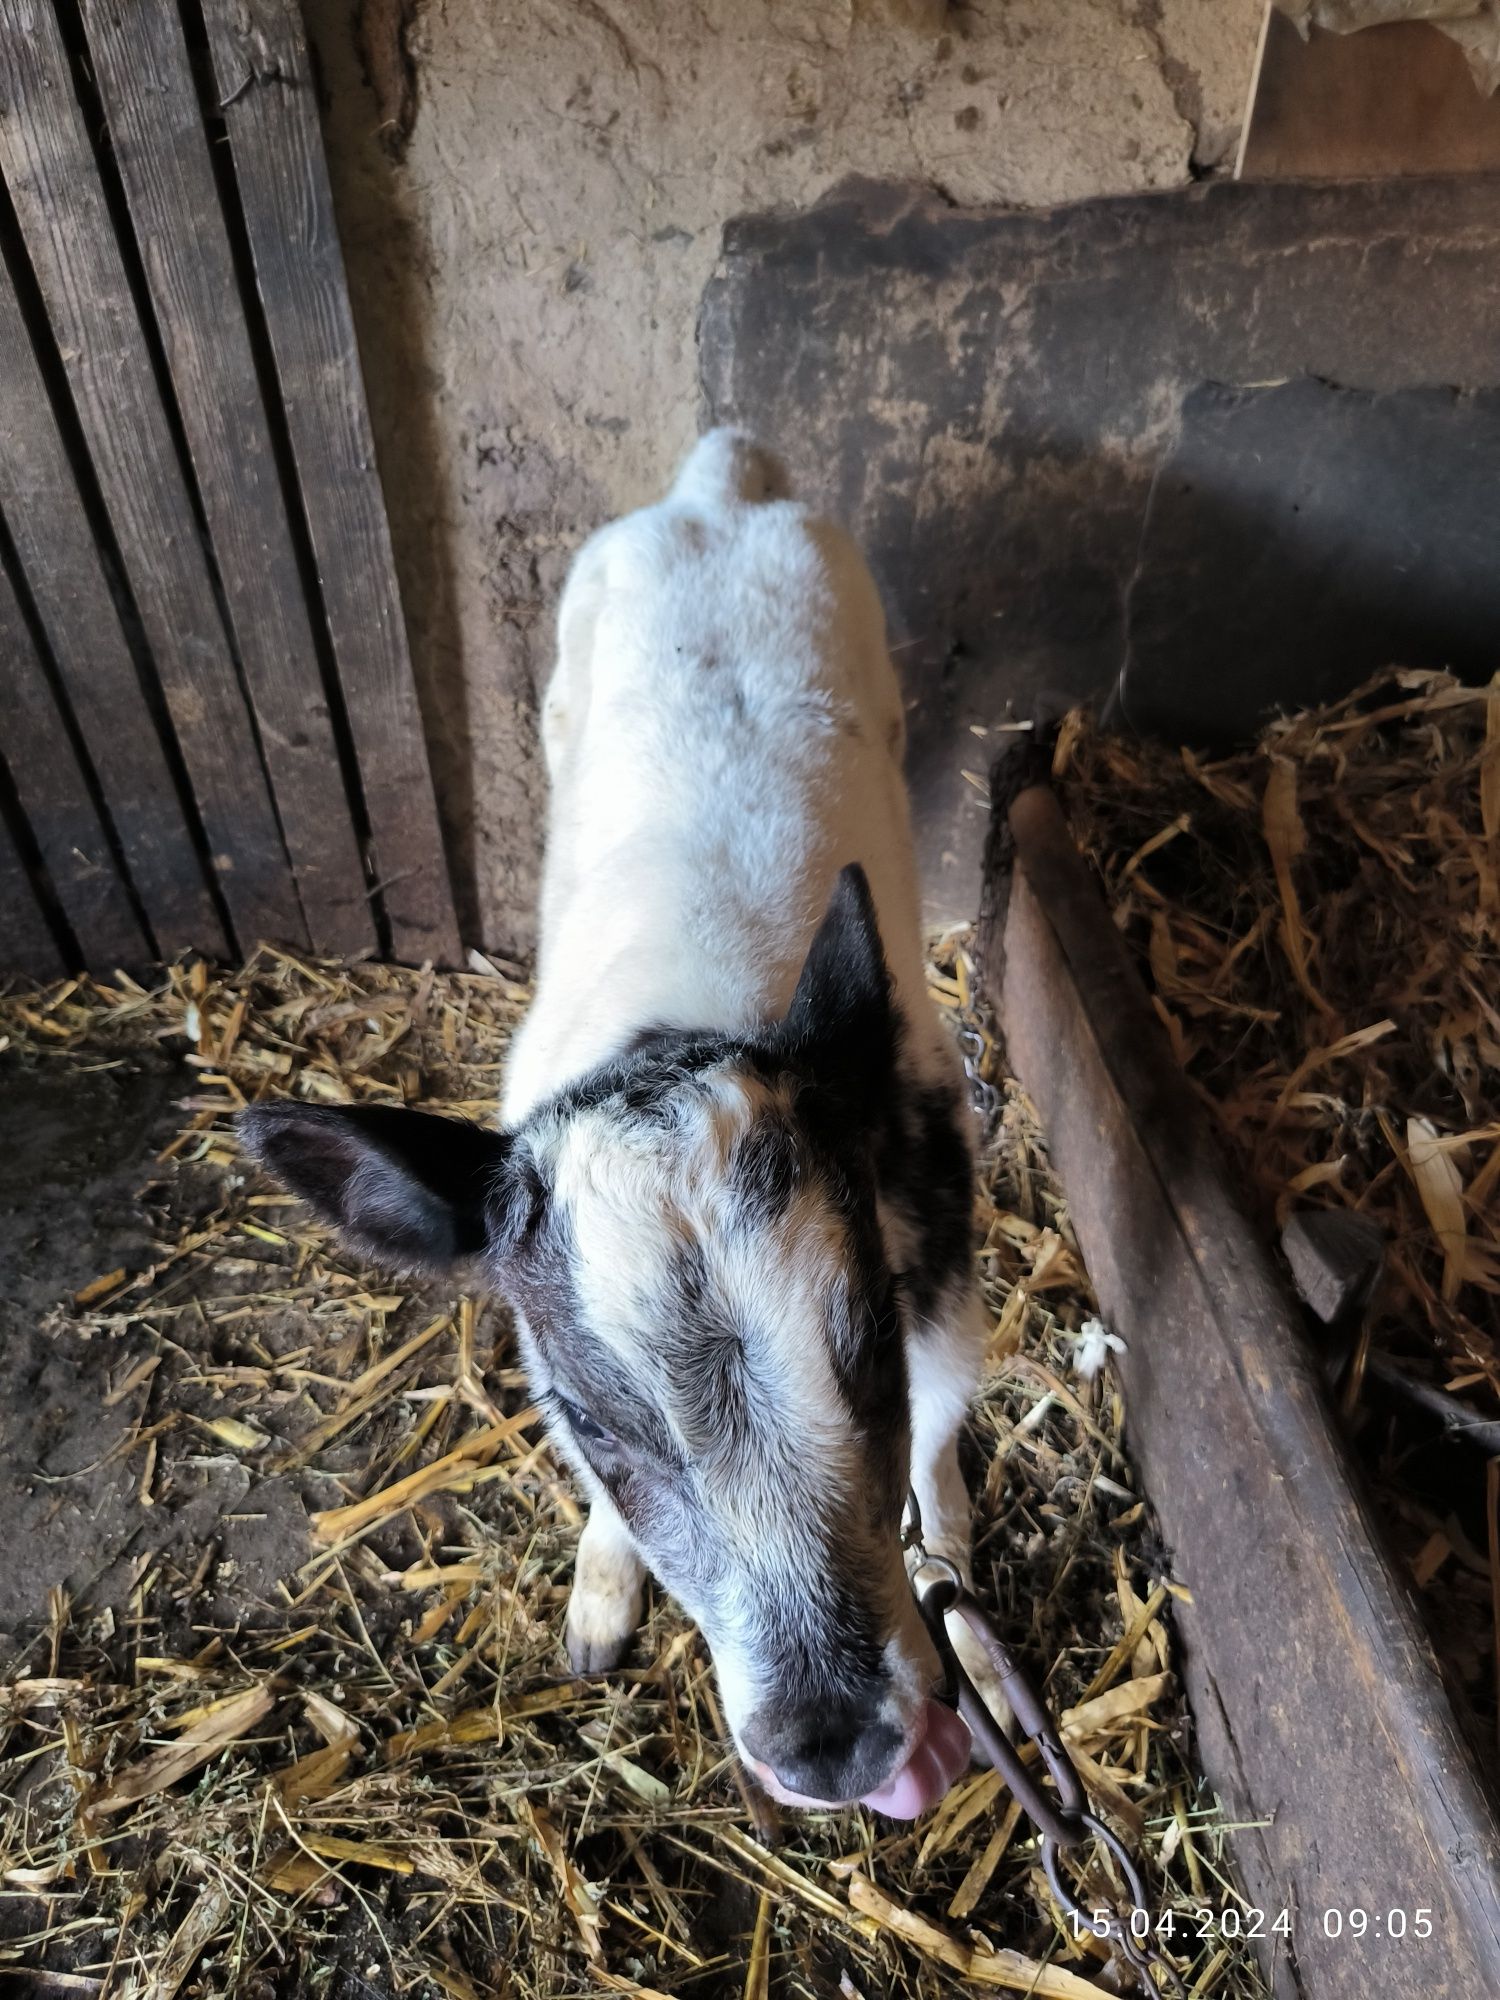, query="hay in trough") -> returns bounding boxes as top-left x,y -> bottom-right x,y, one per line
0,943 -> 1264,1998
1057,668 -> 1500,1743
